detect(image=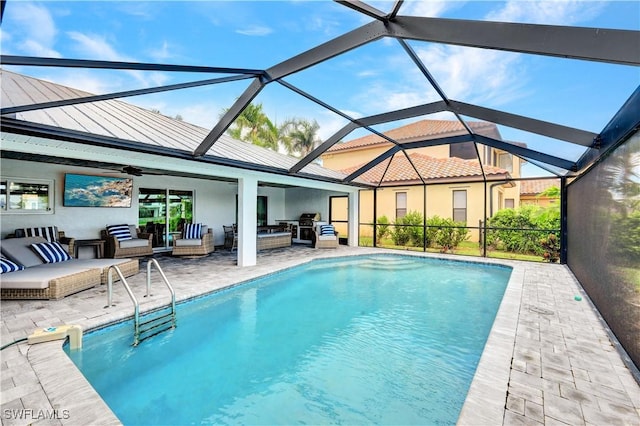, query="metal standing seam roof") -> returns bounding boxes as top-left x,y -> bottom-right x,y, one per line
340,152 -> 510,186
0,69 -> 350,182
